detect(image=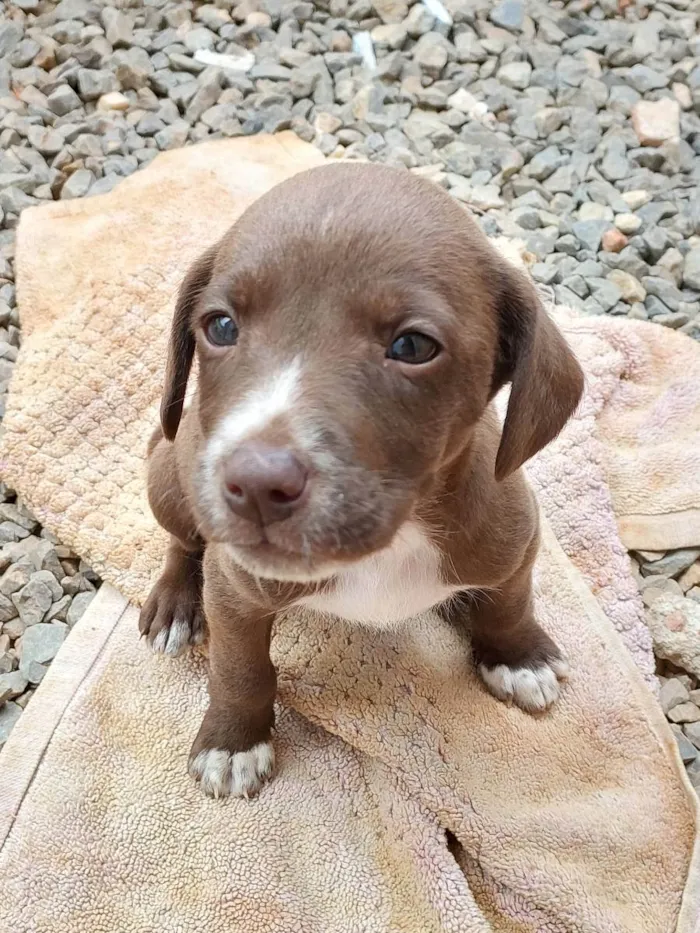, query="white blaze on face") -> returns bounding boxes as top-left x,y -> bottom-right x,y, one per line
206,357 -> 303,463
